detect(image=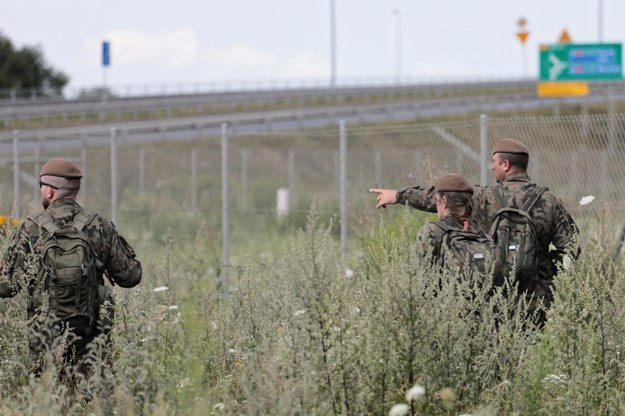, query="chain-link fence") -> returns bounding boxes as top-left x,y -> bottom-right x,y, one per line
3,113 -> 625,281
